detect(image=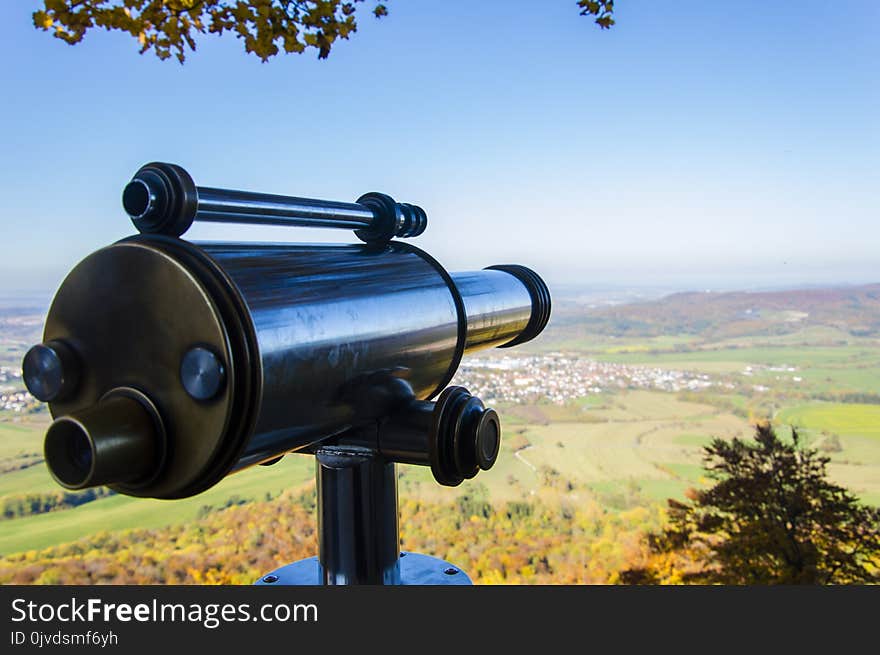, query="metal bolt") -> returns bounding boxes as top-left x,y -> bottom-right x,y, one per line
444,567 -> 459,575
262,575 -> 279,584
180,346 -> 226,401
